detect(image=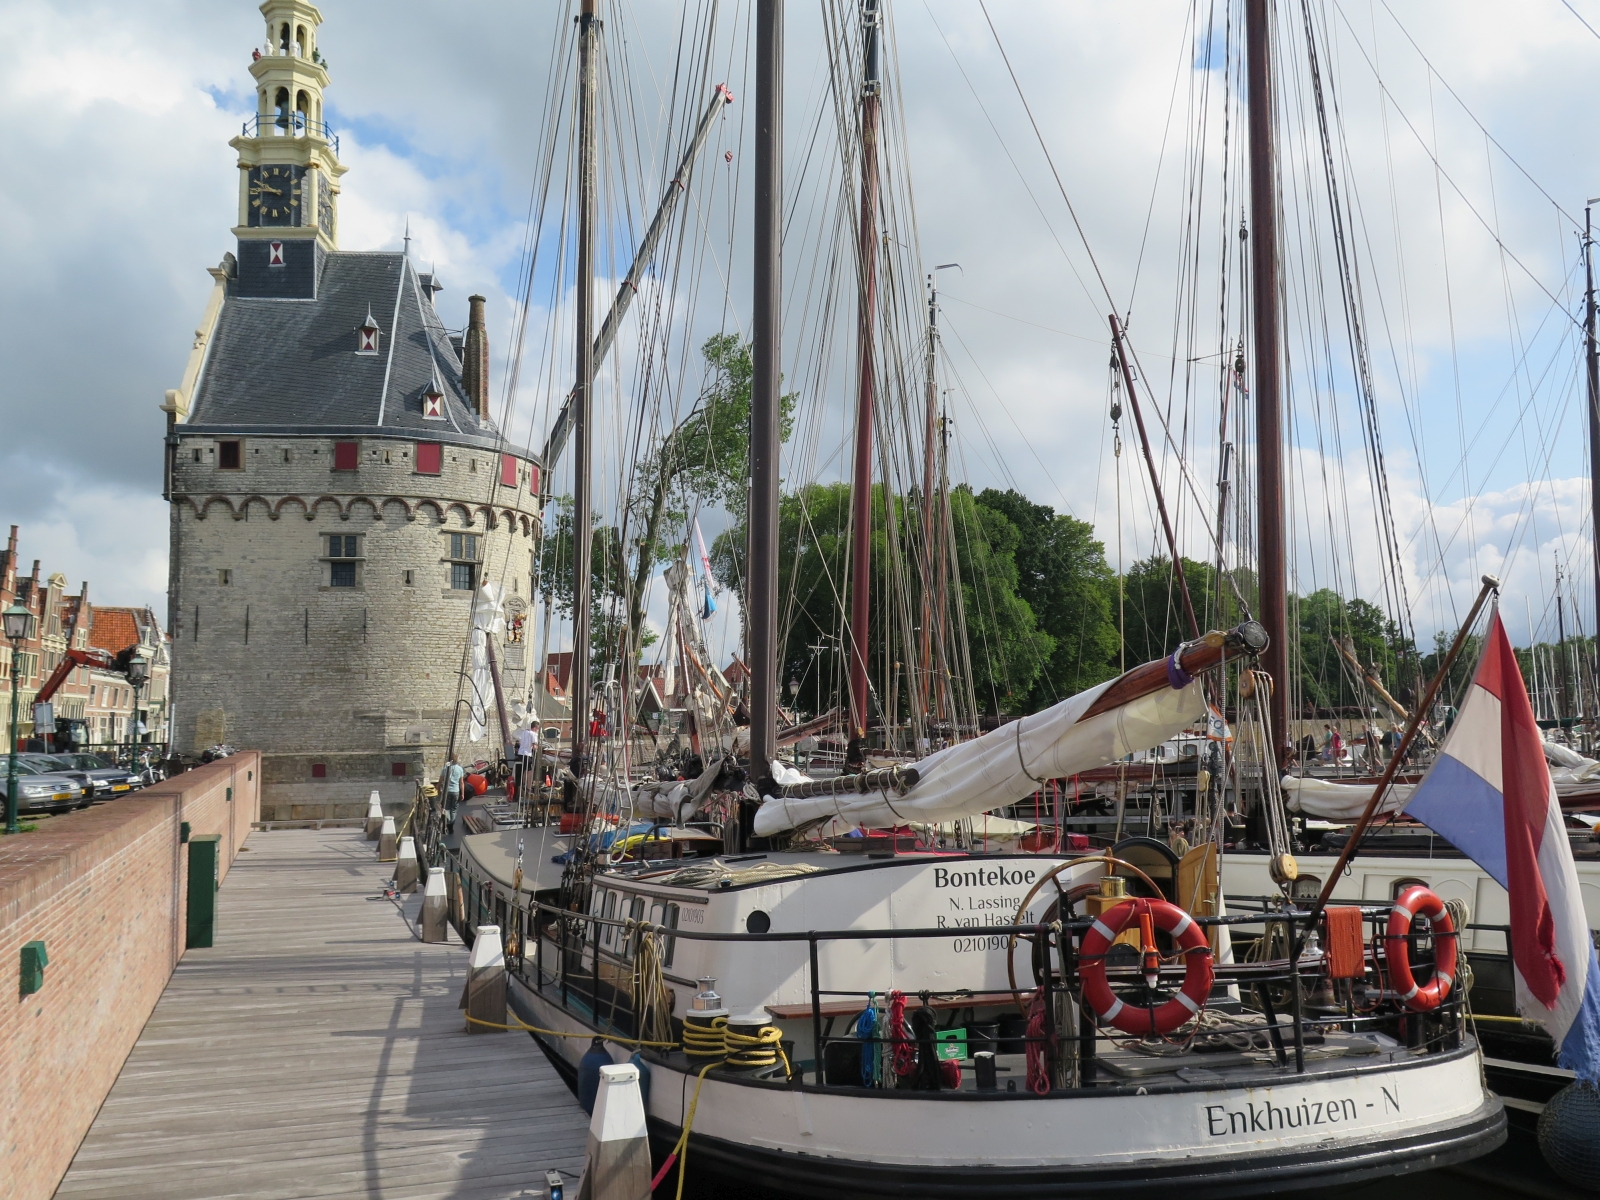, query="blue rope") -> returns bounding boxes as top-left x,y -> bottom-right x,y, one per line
855,993 -> 880,1087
